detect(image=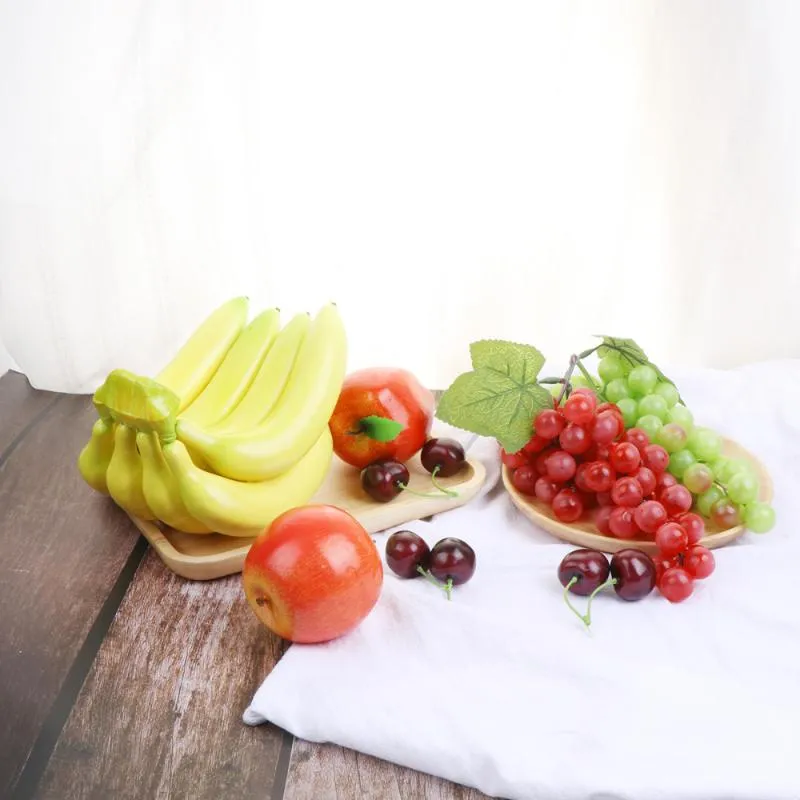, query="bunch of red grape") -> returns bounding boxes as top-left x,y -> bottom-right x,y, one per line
503,389 -> 715,602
